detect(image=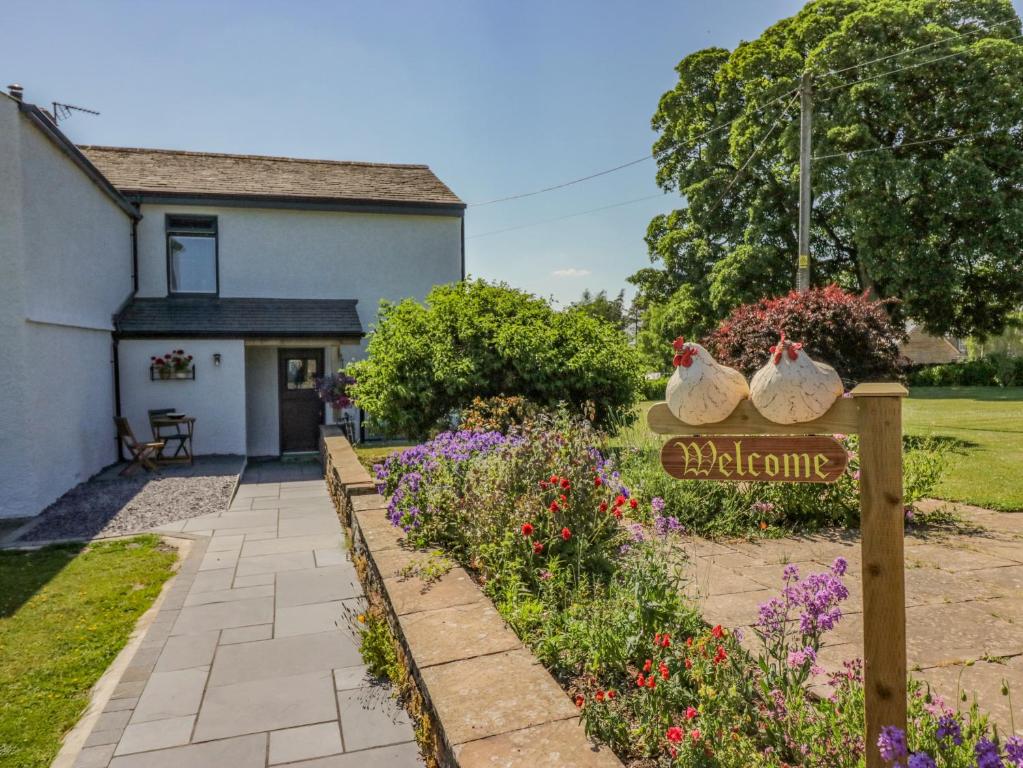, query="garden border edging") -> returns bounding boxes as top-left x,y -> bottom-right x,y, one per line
321,431 -> 623,768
